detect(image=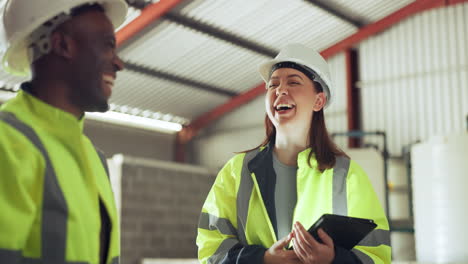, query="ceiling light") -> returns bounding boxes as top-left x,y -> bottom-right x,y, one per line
87,110 -> 183,133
